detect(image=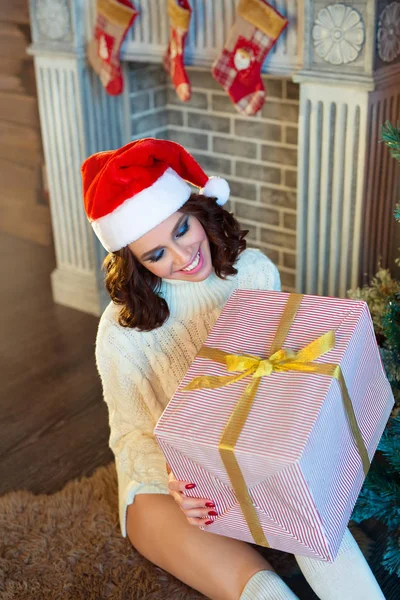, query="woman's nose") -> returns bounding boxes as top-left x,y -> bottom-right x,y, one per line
172,245 -> 193,270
